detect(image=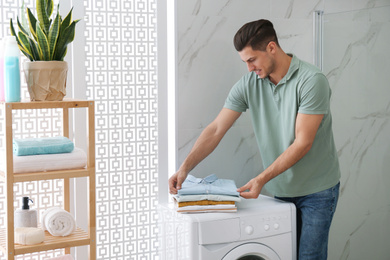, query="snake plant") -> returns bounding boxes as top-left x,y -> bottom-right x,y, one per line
9,0 -> 80,61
